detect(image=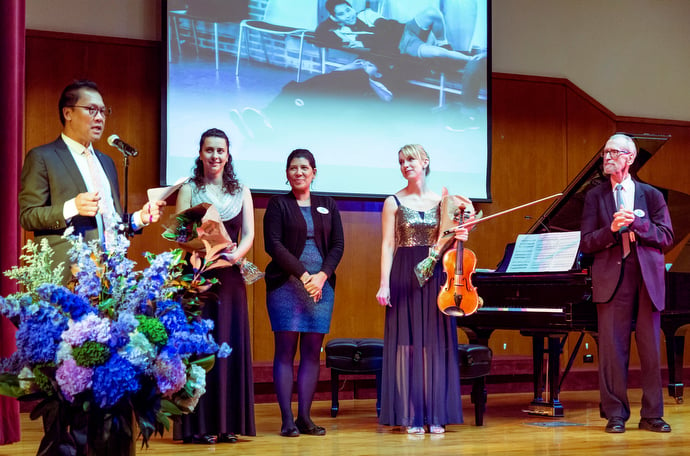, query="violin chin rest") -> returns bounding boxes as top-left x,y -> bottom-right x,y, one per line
442,307 -> 465,317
